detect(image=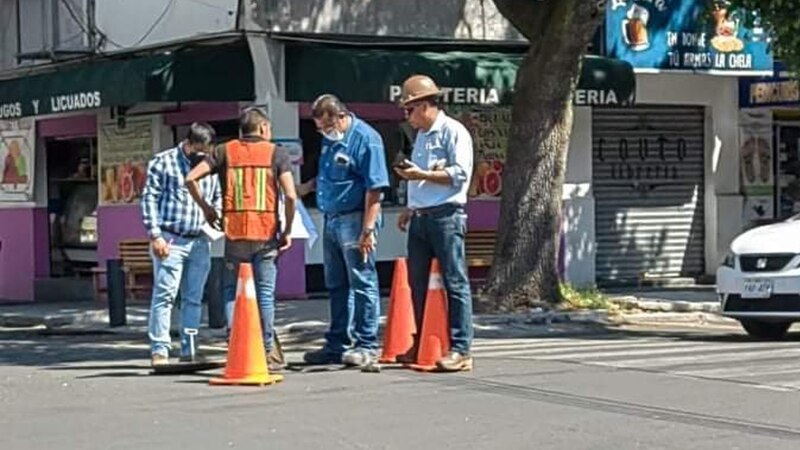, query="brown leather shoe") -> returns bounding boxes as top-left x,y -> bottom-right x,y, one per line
435,352 -> 473,372
395,346 -> 419,365
267,334 -> 286,372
